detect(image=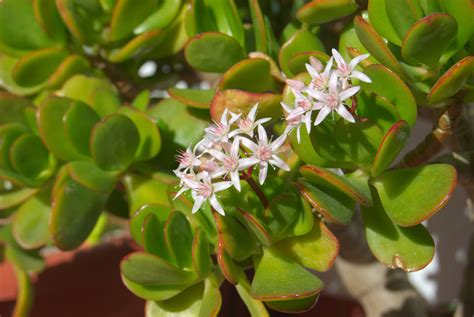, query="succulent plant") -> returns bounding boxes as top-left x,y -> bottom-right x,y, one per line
0,0 -> 472,316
